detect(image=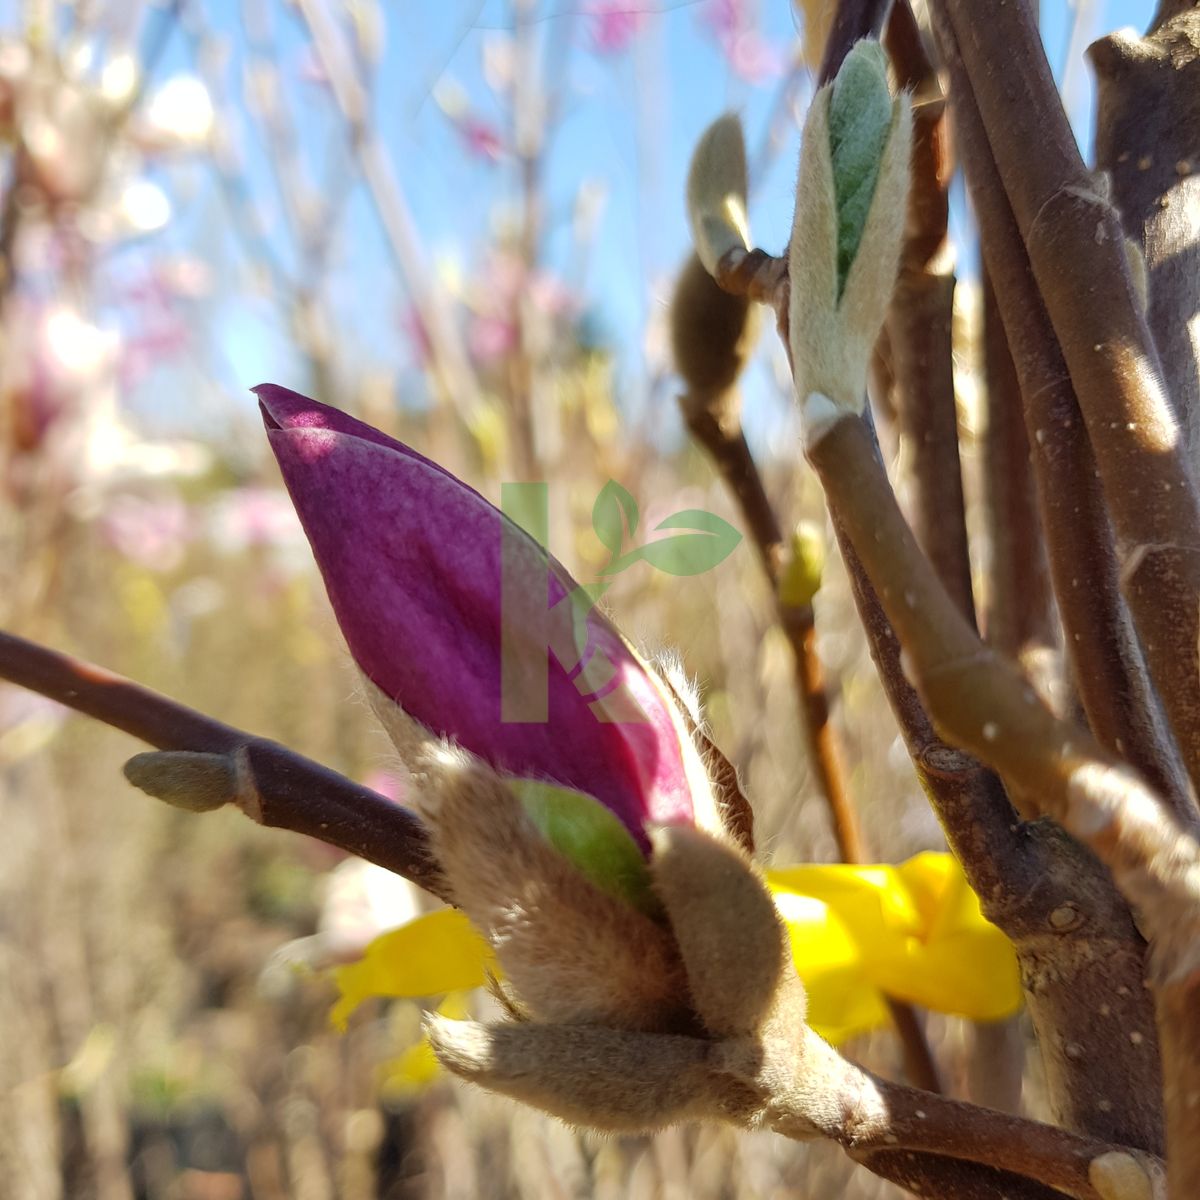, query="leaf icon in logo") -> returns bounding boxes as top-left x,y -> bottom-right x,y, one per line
592,480 -> 639,564
633,509 -> 743,577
